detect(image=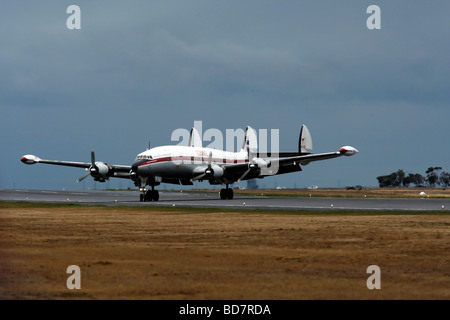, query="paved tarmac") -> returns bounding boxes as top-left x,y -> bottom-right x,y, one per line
1,189 -> 449,212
